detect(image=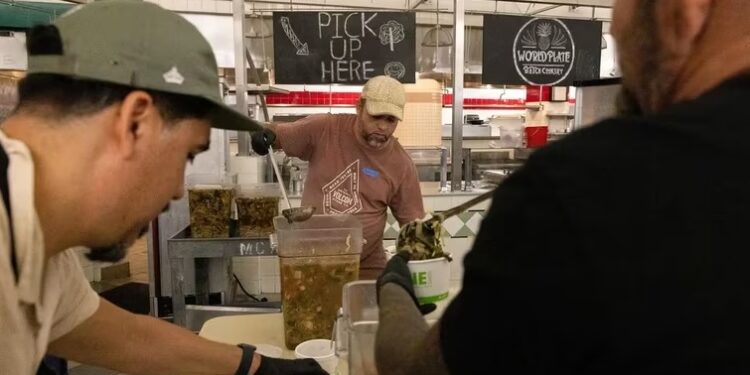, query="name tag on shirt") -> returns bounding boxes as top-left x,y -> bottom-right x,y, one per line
362,167 -> 380,178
